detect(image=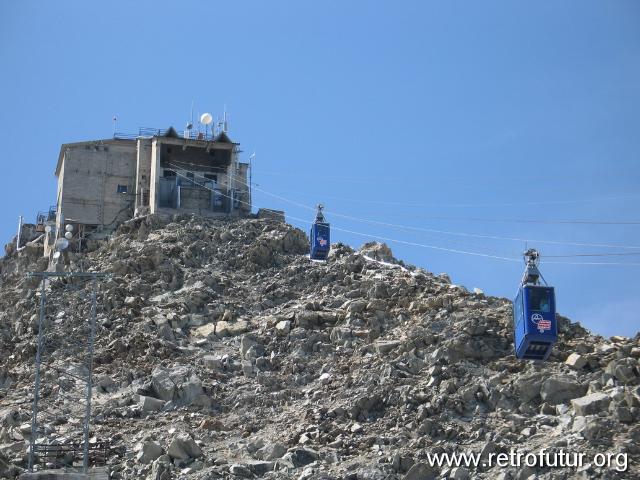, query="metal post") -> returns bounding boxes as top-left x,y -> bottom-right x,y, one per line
229,150 -> 235,214
28,279 -> 47,471
16,215 -> 23,251
249,153 -> 254,214
82,278 -> 97,472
